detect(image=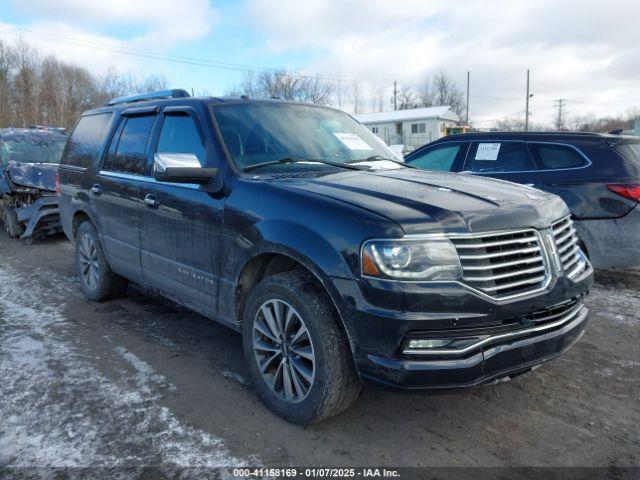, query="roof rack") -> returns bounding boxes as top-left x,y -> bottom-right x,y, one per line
105,89 -> 191,107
